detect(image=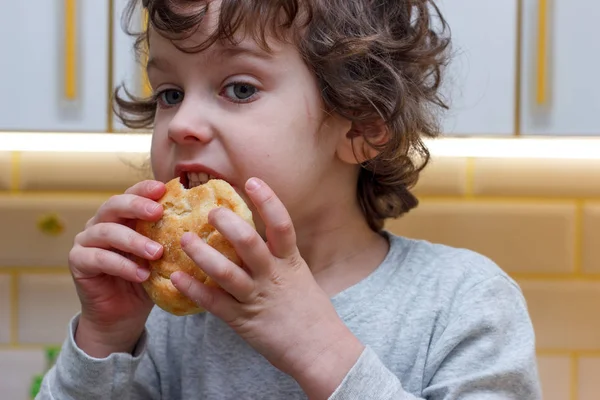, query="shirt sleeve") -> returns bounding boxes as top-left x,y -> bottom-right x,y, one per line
329,275 -> 543,400
35,314 -> 161,400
